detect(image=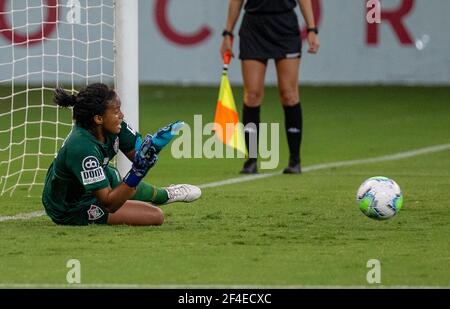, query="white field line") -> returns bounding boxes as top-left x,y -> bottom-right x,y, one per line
0,210 -> 46,223
198,142 -> 450,188
0,283 -> 446,289
1,142 -> 450,223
